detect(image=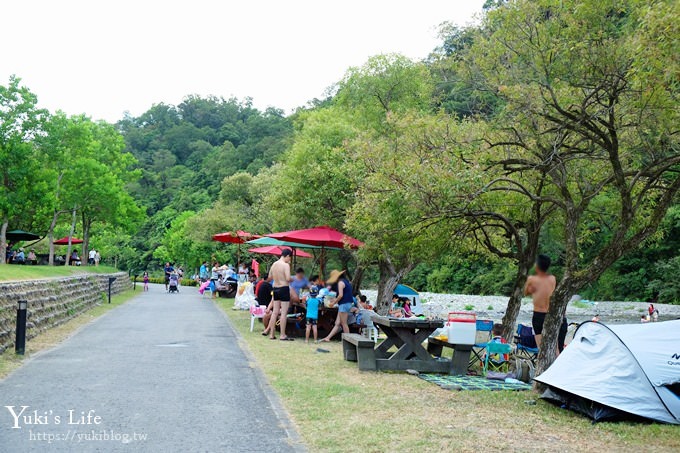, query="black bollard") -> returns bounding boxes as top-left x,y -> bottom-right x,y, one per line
108,277 -> 117,304
15,300 -> 28,355
133,274 -> 138,291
